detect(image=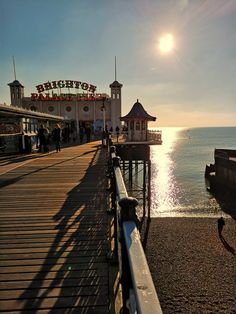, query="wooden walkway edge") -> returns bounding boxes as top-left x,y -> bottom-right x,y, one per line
0,142 -> 116,313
